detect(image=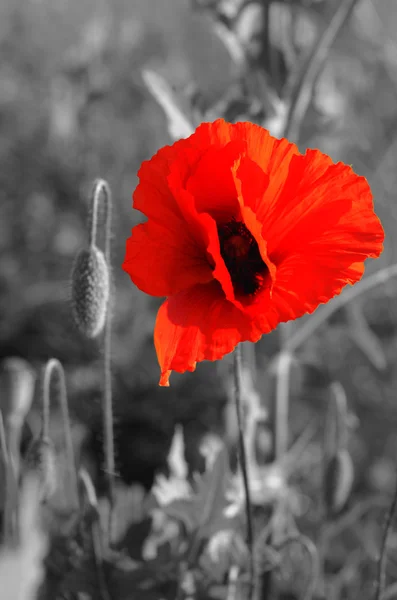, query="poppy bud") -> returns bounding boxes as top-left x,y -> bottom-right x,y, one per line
70,245 -> 109,339
0,357 -> 35,429
324,449 -> 354,516
24,437 -> 58,501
